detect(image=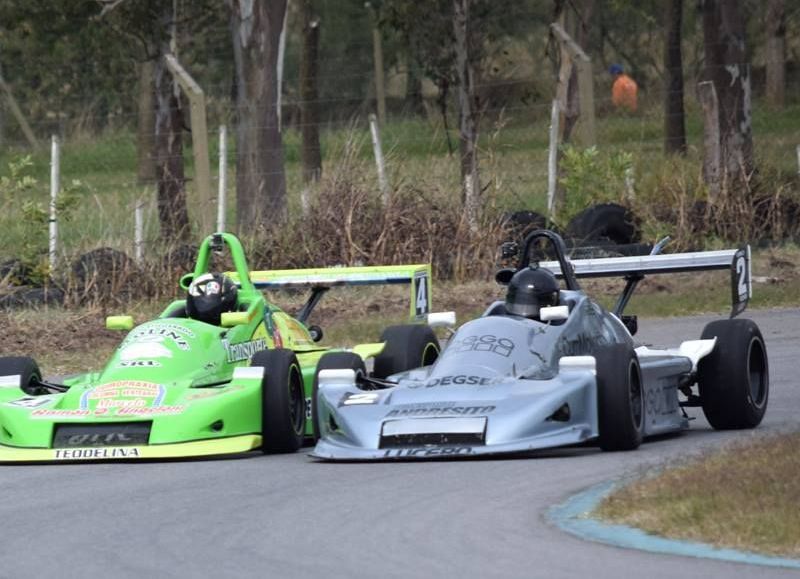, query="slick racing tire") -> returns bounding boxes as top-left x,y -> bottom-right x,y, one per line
596,344 -> 644,451
697,319 -> 769,429
252,349 -> 306,453
372,324 -> 440,379
0,356 -> 42,395
311,352 -> 366,441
